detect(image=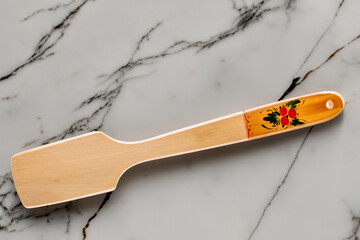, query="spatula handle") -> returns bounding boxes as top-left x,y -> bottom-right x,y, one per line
137,112 -> 247,161
243,91 -> 344,139
136,91 -> 344,162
